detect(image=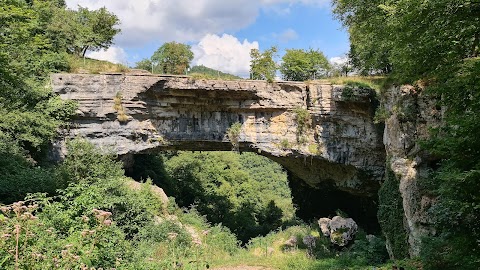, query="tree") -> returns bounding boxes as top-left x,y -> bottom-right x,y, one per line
332,0 -> 480,81
330,57 -> 353,77
134,58 -> 153,72
280,48 -> 330,81
151,42 -> 194,75
332,0 -> 393,75
50,6 -> 120,57
250,46 -> 278,82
